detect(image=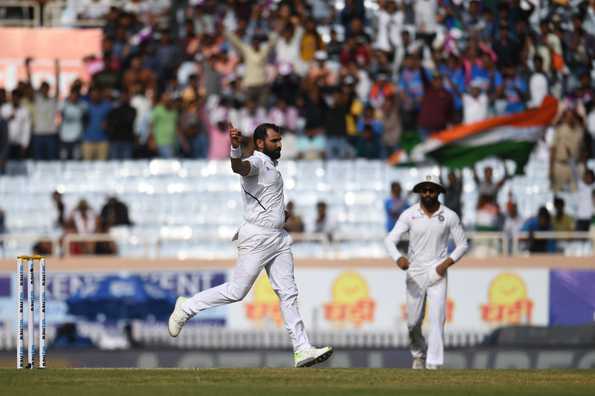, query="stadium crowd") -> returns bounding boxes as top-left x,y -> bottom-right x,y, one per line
1,0 -> 595,256
0,0 -> 593,165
